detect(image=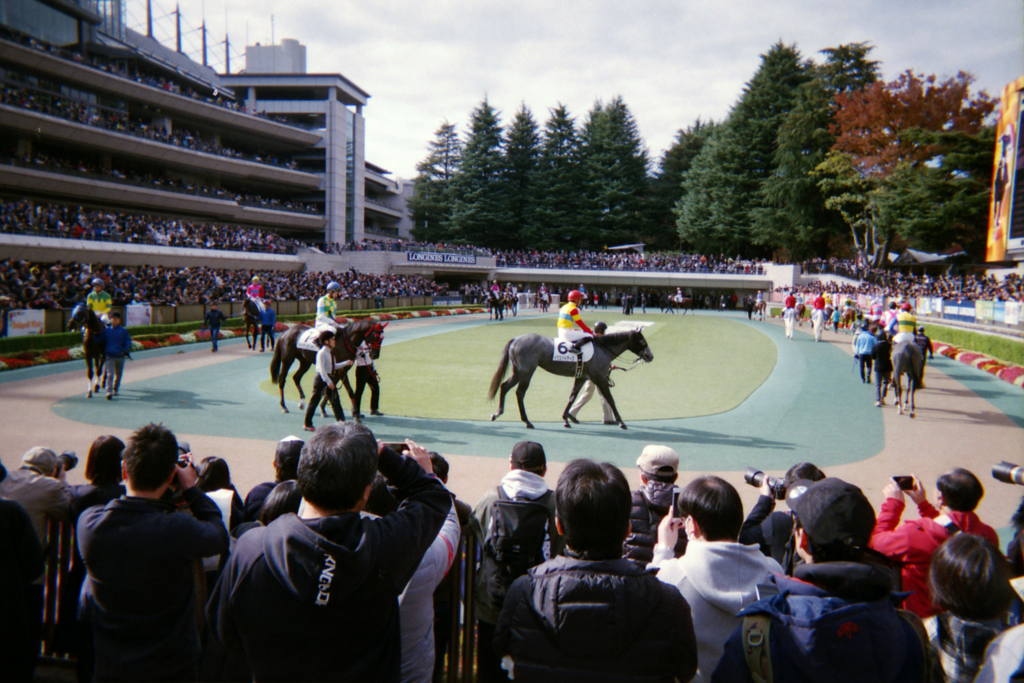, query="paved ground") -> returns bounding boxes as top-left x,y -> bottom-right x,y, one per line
2,308 -> 1022,546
